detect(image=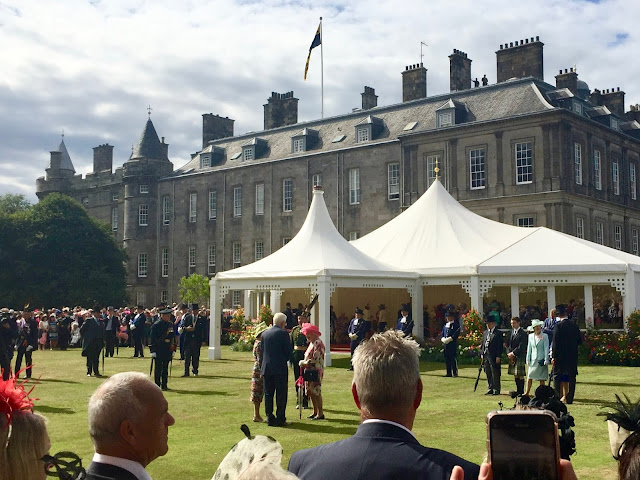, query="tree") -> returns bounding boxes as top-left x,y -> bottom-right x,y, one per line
0,193 -> 127,308
0,193 -> 31,214
178,273 -> 209,308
